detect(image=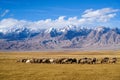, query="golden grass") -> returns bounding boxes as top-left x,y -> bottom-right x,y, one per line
0,50 -> 120,80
